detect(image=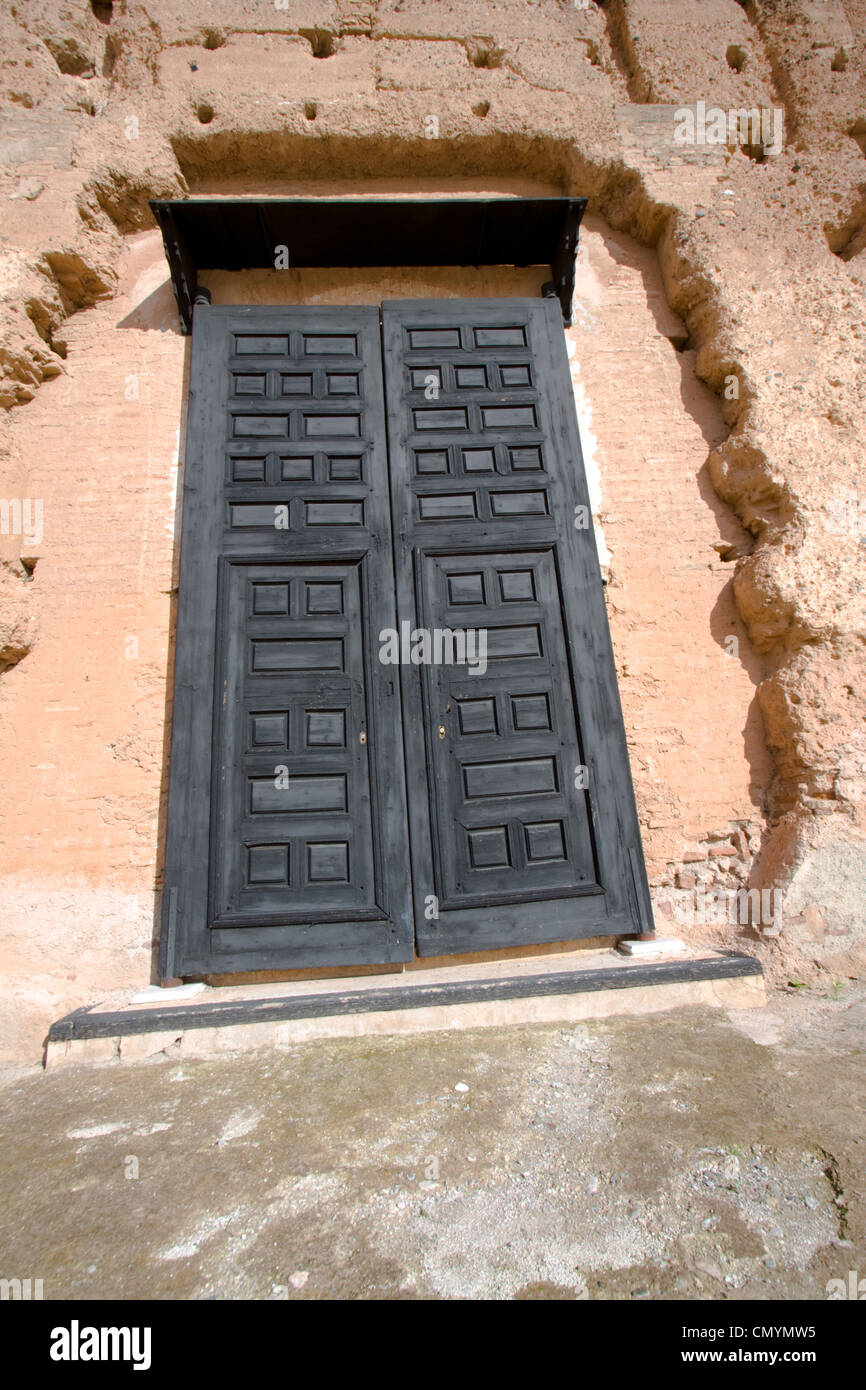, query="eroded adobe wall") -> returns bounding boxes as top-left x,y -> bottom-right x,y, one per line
0,0 -> 864,1061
